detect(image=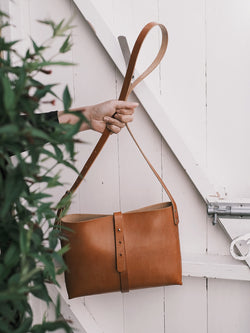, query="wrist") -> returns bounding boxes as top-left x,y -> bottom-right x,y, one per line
57,107 -> 92,132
